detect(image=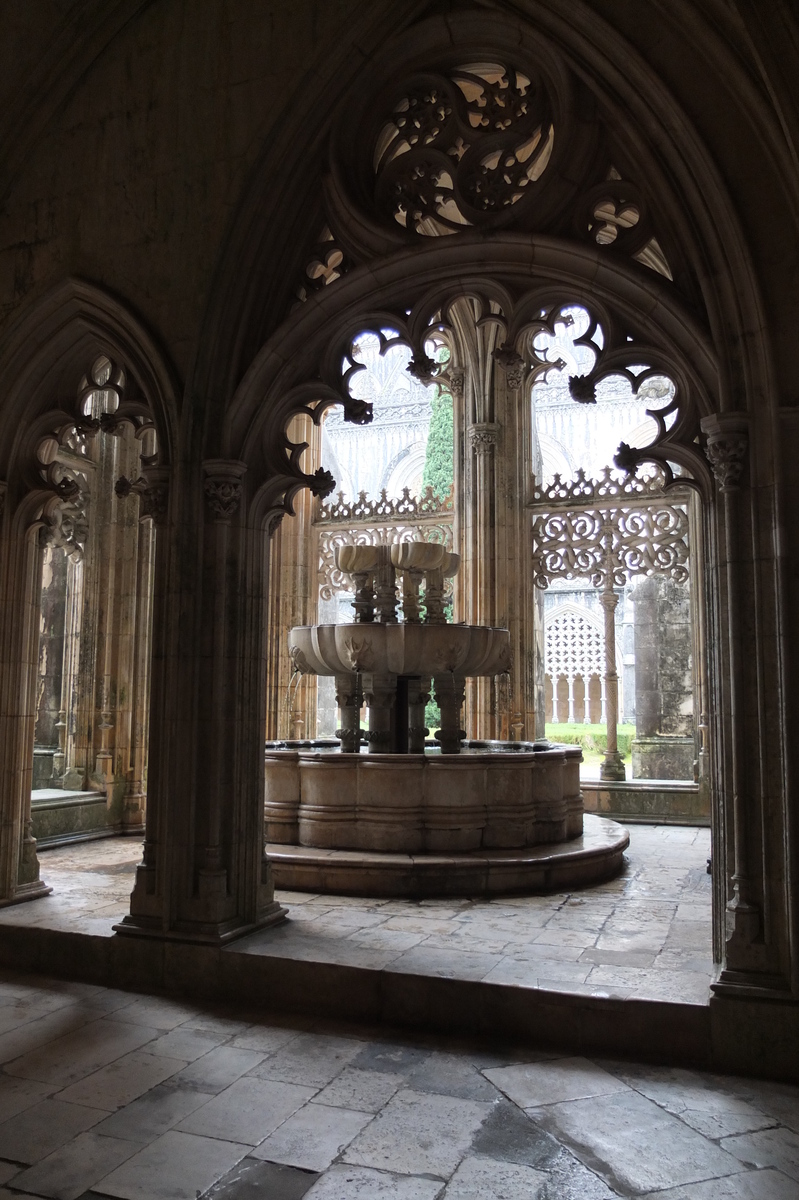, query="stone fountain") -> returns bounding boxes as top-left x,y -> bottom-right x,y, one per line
264,542 -> 628,897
